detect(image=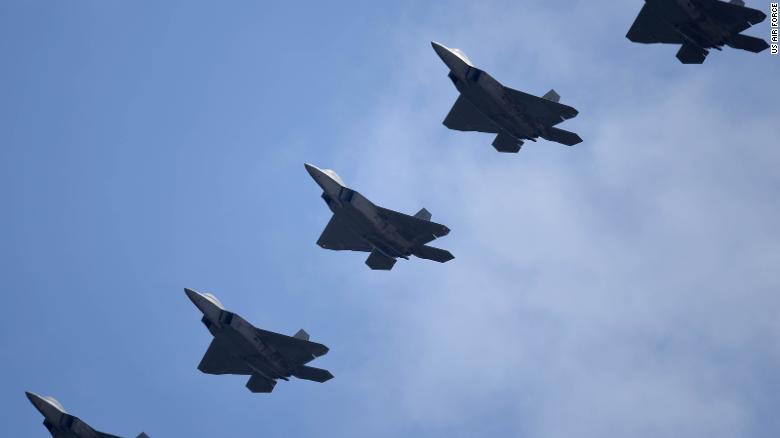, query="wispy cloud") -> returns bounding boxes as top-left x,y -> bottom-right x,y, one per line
327,1 -> 780,436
